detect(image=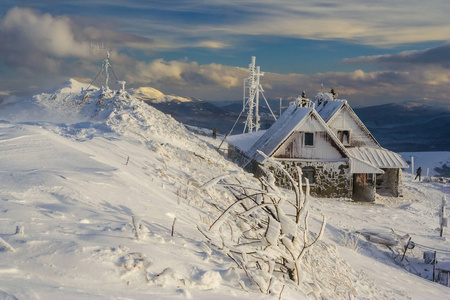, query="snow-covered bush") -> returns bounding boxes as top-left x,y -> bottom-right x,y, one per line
200,154 -> 326,295
339,231 -> 361,252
